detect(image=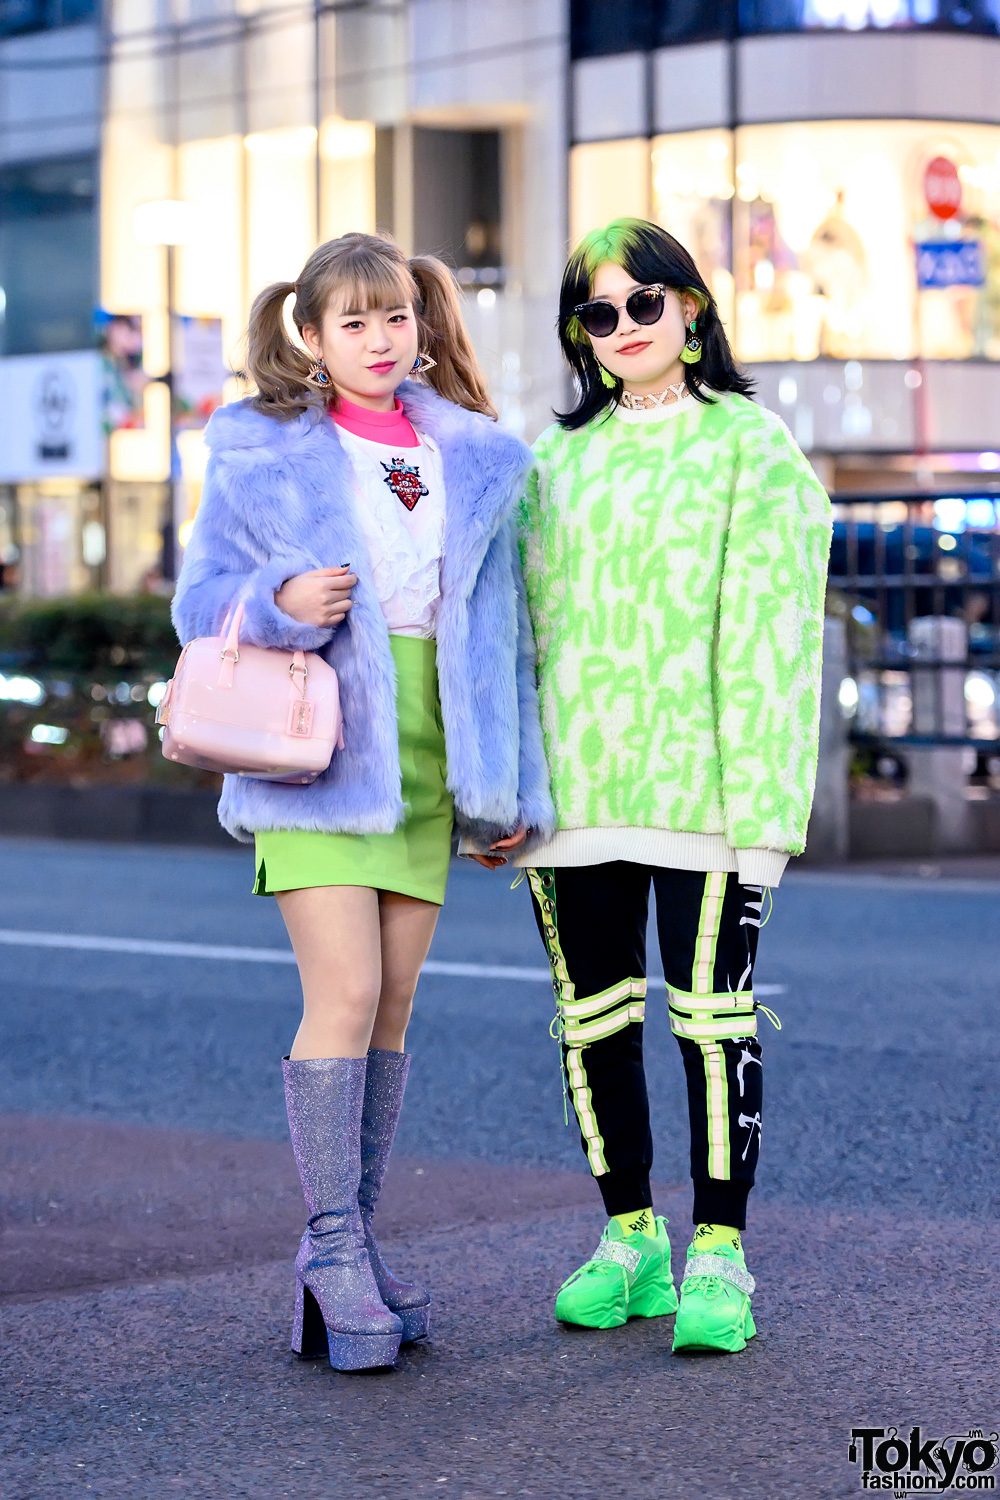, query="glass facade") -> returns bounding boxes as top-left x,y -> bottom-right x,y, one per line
570,0 -> 1000,56
0,156 -> 98,358
573,120 -> 1000,363
0,0 -> 96,40
0,0 -> 564,595
100,0 -> 377,512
